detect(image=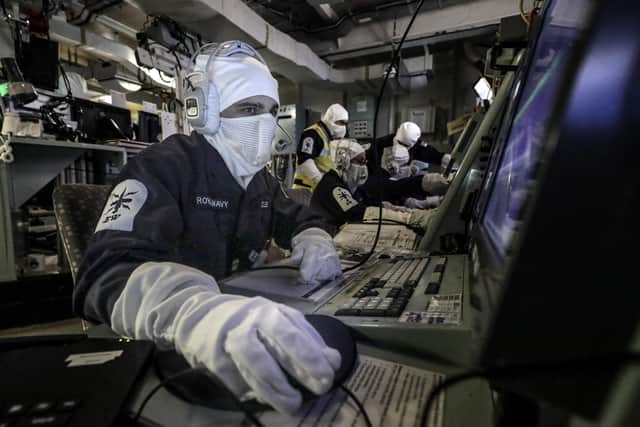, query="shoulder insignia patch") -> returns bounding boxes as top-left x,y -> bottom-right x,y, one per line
301,136 -> 315,154
332,187 -> 359,212
95,179 -> 148,232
